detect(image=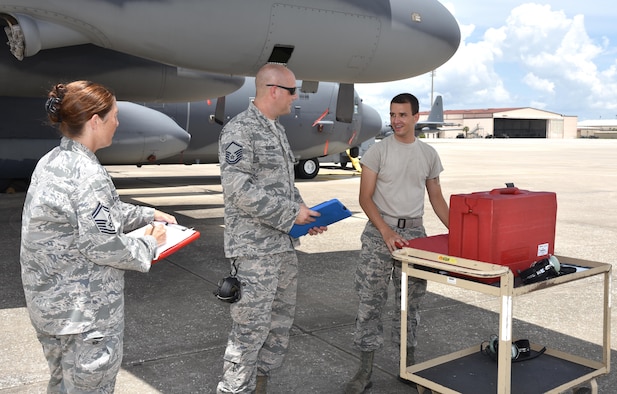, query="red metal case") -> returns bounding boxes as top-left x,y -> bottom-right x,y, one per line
448,187 -> 557,282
